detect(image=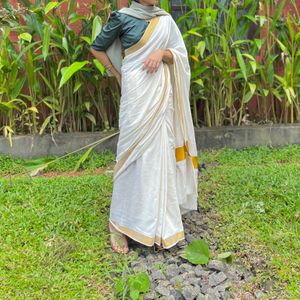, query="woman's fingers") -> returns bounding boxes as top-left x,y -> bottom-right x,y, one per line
143,59 -> 160,73
148,61 -> 156,73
